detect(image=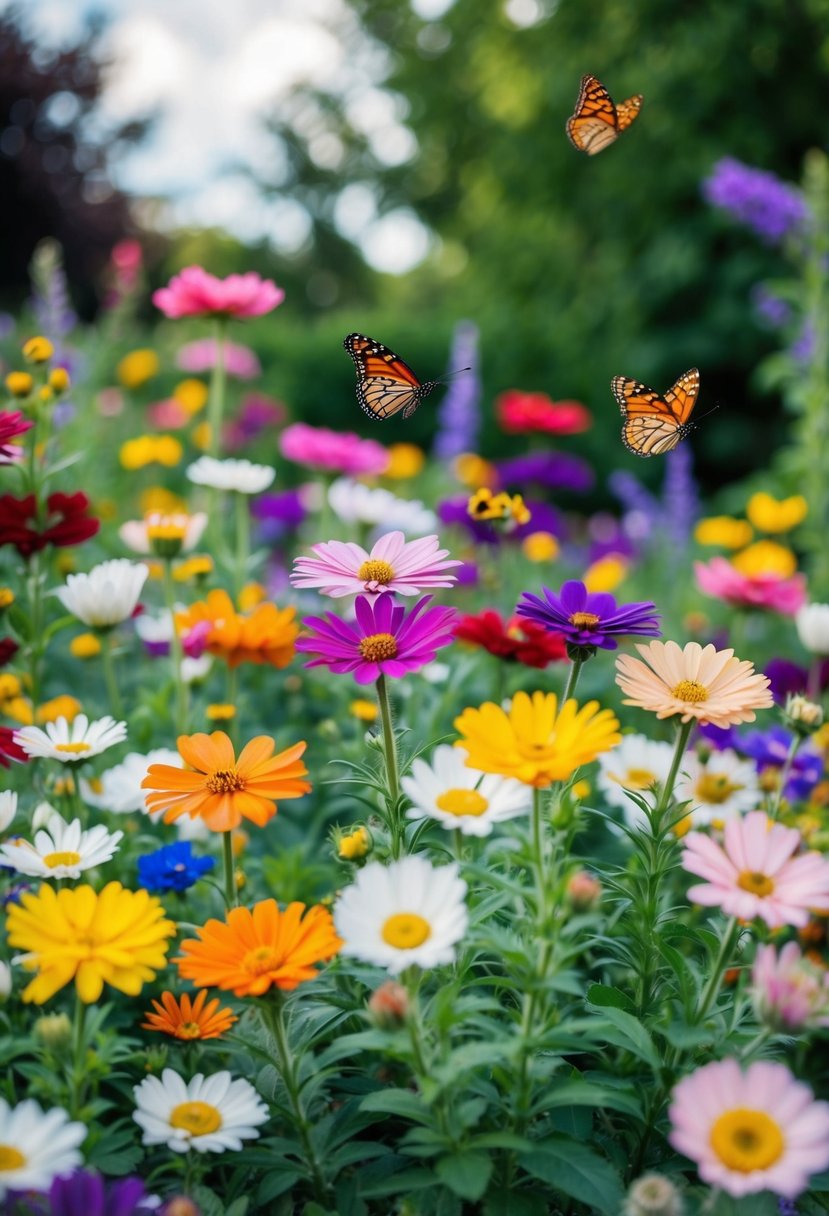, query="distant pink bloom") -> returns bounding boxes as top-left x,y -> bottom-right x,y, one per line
669,1058 -> 829,1199
681,810 -> 829,928
296,594 -> 456,684
291,532 -> 461,599
280,423 -> 389,477
111,239 -> 143,275
153,266 -> 284,320
0,410 -> 32,459
495,389 -> 591,436
147,399 -> 190,429
695,556 -> 806,615
176,338 -> 262,380
751,941 -> 829,1030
